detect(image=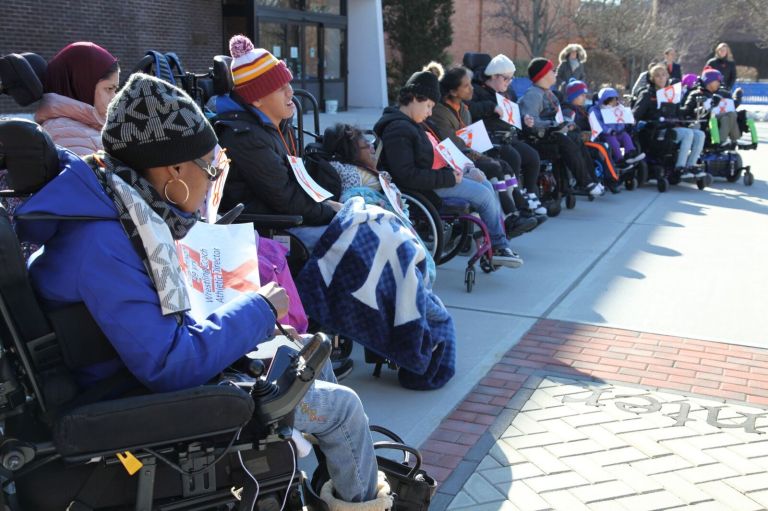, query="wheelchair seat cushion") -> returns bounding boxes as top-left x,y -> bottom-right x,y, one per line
53,385 -> 255,458
438,197 -> 471,216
